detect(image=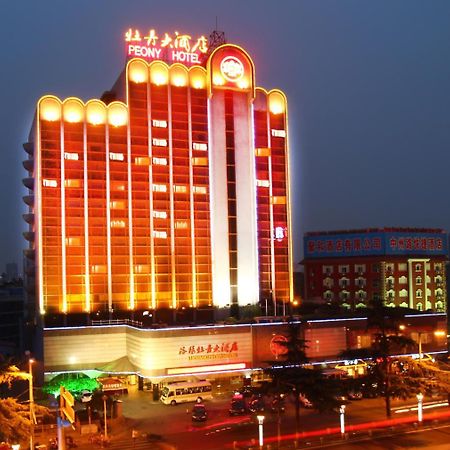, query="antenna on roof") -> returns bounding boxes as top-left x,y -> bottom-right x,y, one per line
208,16 -> 226,52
